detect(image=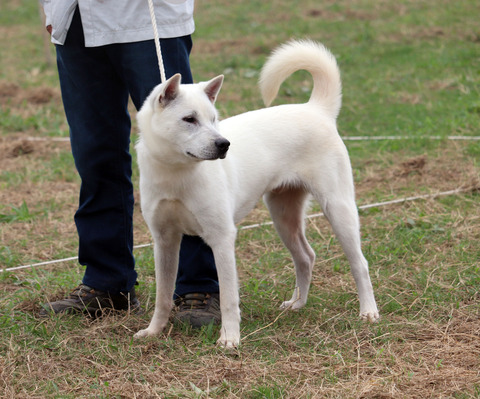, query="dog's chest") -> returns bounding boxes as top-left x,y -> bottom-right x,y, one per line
149,198 -> 202,236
